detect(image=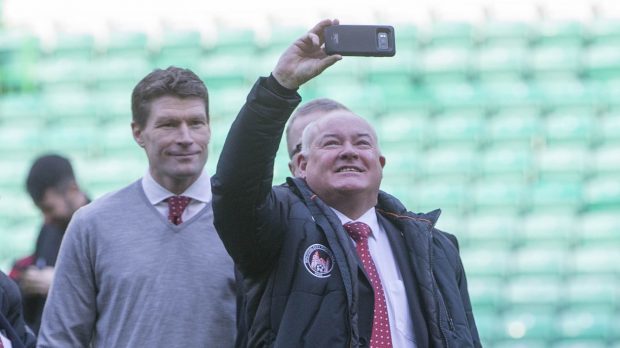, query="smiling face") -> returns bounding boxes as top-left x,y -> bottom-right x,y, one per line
297,112 -> 385,214
132,95 -> 210,194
